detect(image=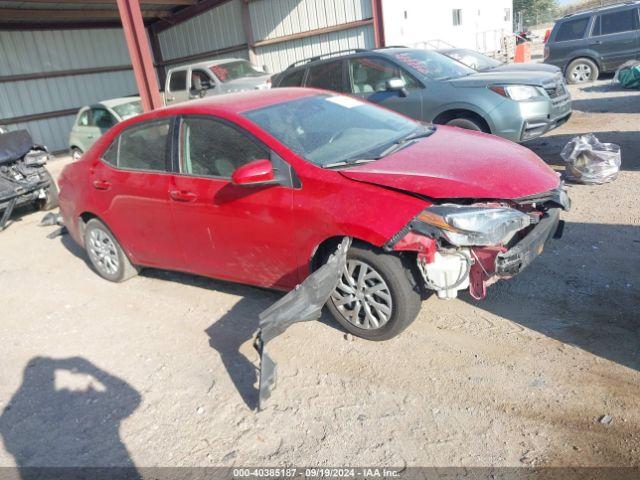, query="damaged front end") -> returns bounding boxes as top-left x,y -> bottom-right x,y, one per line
0,129 -> 55,230
386,184 -> 571,300
254,237 -> 350,410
